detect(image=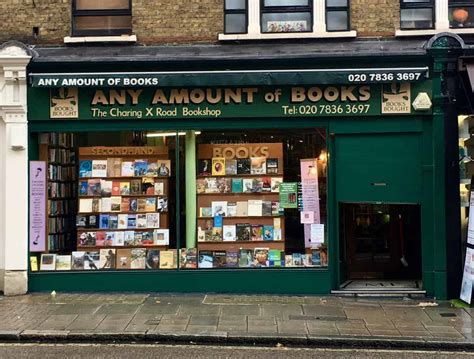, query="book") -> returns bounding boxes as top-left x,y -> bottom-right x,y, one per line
84,251 -> 100,270
292,253 -> 302,266
92,160 -> 107,177
266,158 -> 279,174
262,201 -> 272,216
251,224 -> 263,241
157,197 -> 168,212
79,160 -> 92,178
116,249 -> 131,269
141,231 -> 154,245
211,157 -> 226,176
111,196 -> 121,212
248,199 -> 263,216
268,249 -> 283,267
159,250 -> 176,269
88,215 -> 98,228
137,214 -> 147,228
262,177 -> 272,192
146,213 -> 160,228
137,198 -> 147,211
109,215 -> 118,229
285,255 -> 293,267
107,158 -> 122,177
120,181 -> 130,195
76,215 -> 88,228
121,197 -> 130,212
79,181 -> 88,196
263,225 -> 274,240
100,180 -> 112,196
127,214 -> 137,228
242,178 -> 253,193
157,160 -> 171,177
251,178 -> 263,192
134,159 -> 148,176
95,231 -> 106,246
146,249 -> 160,269
236,223 -> 251,241
142,177 -> 155,195
214,251 -> 227,268
101,197 -> 111,212
226,250 -> 239,267
216,177 -> 231,193
197,227 -> 206,242
271,177 -> 283,193
123,231 -> 135,246
212,201 -> 227,217
236,201 -> 248,216
121,161 -> 134,177
198,159 -> 212,176
79,198 -> 93,213
30,256 -> 38,272
198,251 -> 214,268
253,248 -> 269,267
154,181 -> 165,195
231,178 -> 243,193
204,177 -> 219,193
211,227 -> 223,241
238,249 -> 253,267
311,249 -> 321,266
250,157 -> 266,174
154,229 -> 169,245
130,179 -> 142,195
55,255 -> 71,270
236,158 -> 251,174
111,181 -> 120,195
225,159 -> 237,175
273,228 -> 282,241
271,201 -> 281,216
146,162 -> 158,177
223,225 -> 236,241
118,214 -> 128,229
87,179 -> 101,196
71,251 -> 85,270
133,233 -> 143,247
131,248 -> 146,269
145,197 -> 156,211
92,198 -> 101,212
129,198 -> 138,212
196,178 -> 206,194
302,254 -> 312,267
214,215 -> 223,228
105,232 -> 115,246
227,202 -> 237,217
200,207 -> 212,217
99,249 -> 116,269
181,248 -> 198,269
